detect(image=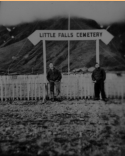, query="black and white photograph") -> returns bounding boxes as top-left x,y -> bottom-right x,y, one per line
0,1 -> 125,156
